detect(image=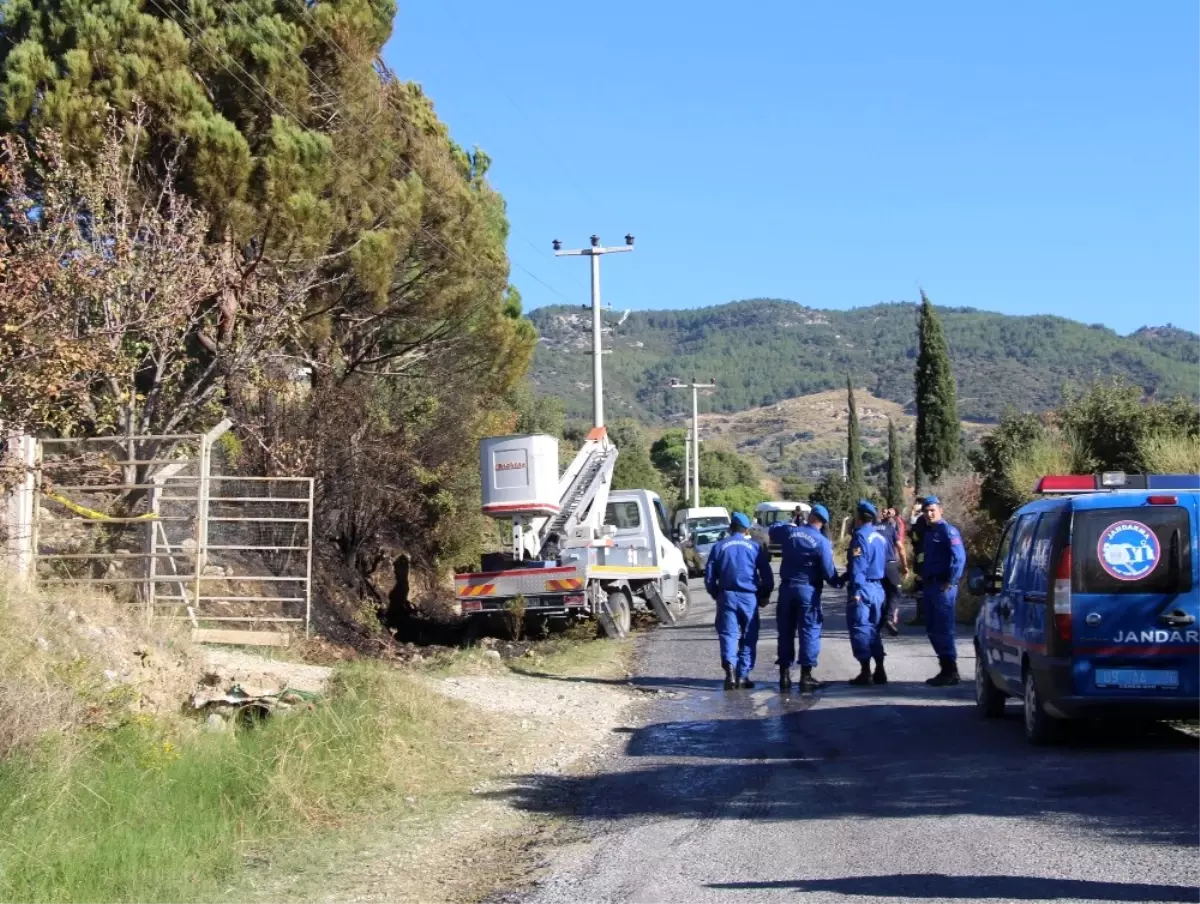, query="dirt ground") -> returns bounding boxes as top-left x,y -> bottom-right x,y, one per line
241,642 -> 641,904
